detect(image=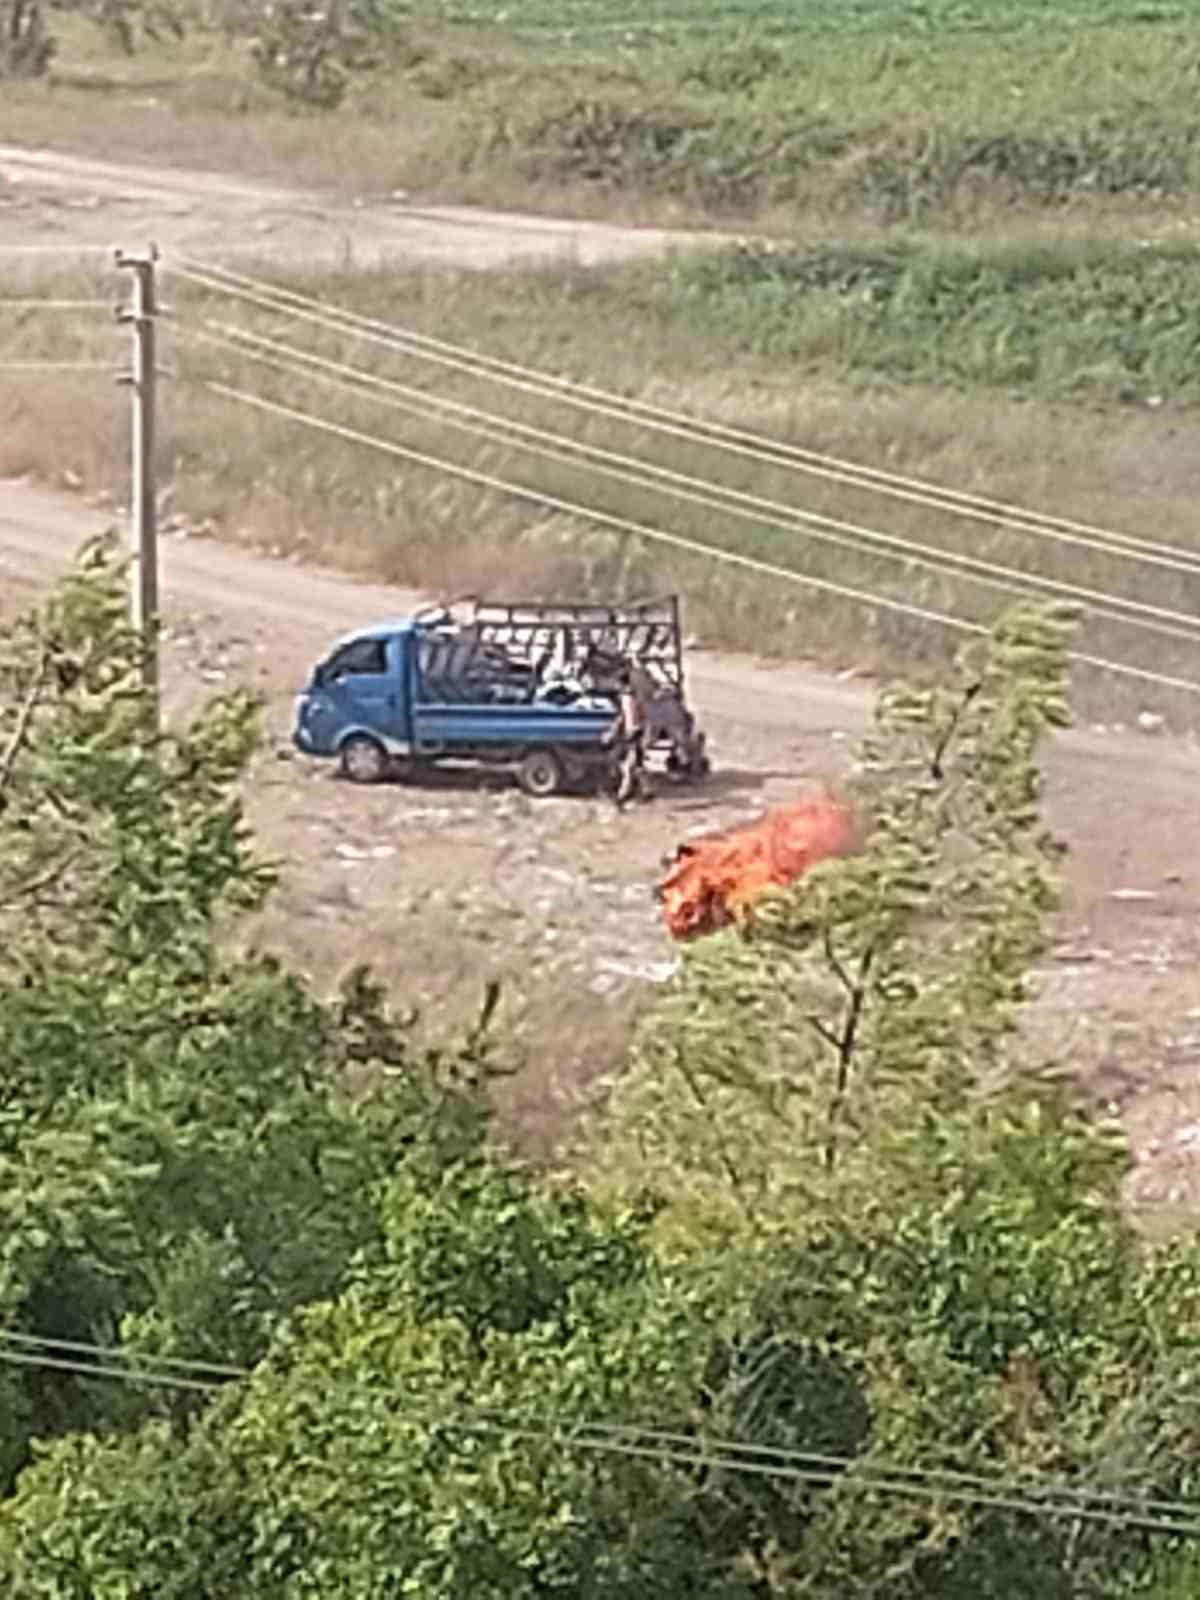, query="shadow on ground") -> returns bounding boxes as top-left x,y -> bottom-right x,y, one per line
321,761 -> 795,809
